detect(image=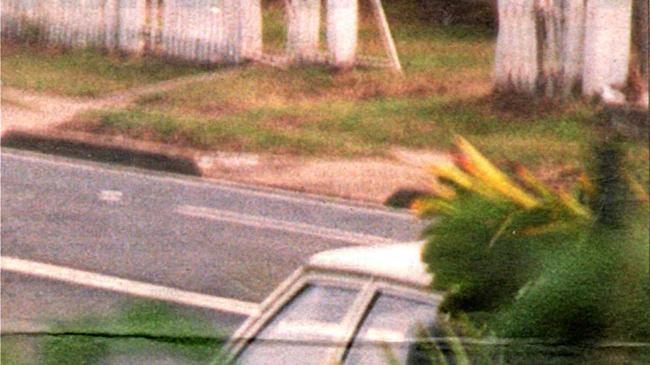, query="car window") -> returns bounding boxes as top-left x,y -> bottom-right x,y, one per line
236,283 -> 360,365
343,292 -> 437,365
